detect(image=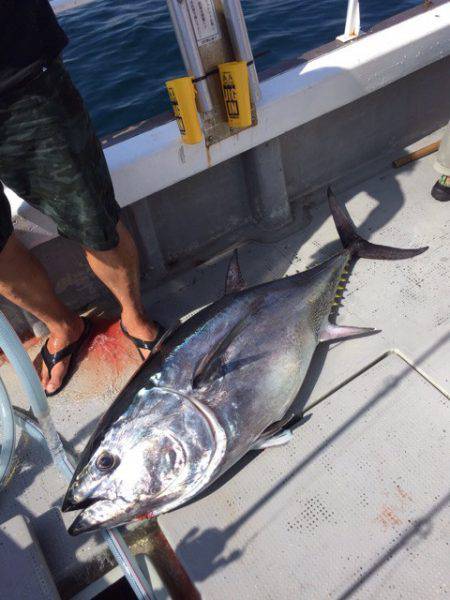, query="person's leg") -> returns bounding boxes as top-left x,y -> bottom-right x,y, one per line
16,61 -> 158,355
0,77 -> 89,394
84,221 -> 158,356
0,233 -> 84,393
0,58 -> 158,392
